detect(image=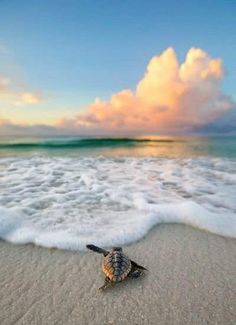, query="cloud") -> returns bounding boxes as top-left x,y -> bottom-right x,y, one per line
0,118 -> 63,136
0,74 -> 43,106
0,76 -> 11,93
58,47 -> 235,134
15,92 -> 43,106
1,47 -> 235,136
